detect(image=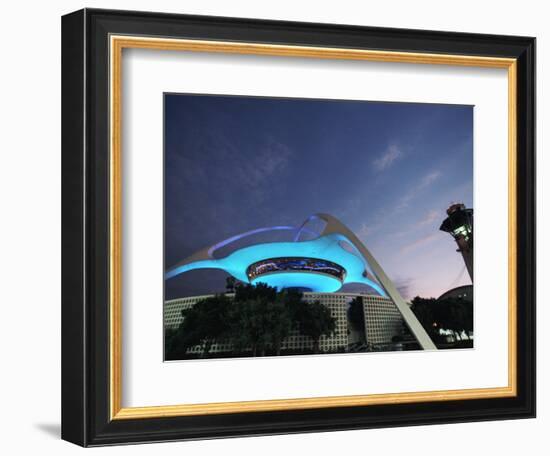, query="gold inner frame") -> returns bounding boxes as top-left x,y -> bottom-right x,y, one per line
109,35 -> 518,420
